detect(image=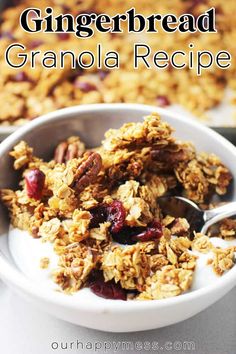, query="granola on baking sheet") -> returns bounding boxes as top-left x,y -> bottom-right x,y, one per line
1,0 -> 236,125
1,113 -> 236,300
